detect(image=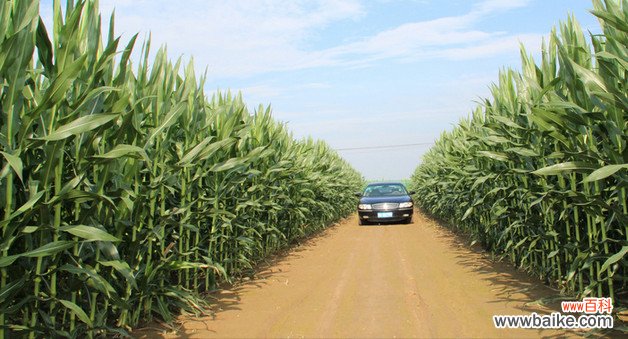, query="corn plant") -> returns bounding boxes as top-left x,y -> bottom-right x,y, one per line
0,0 -> 364,337
411,0 -> 626,307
